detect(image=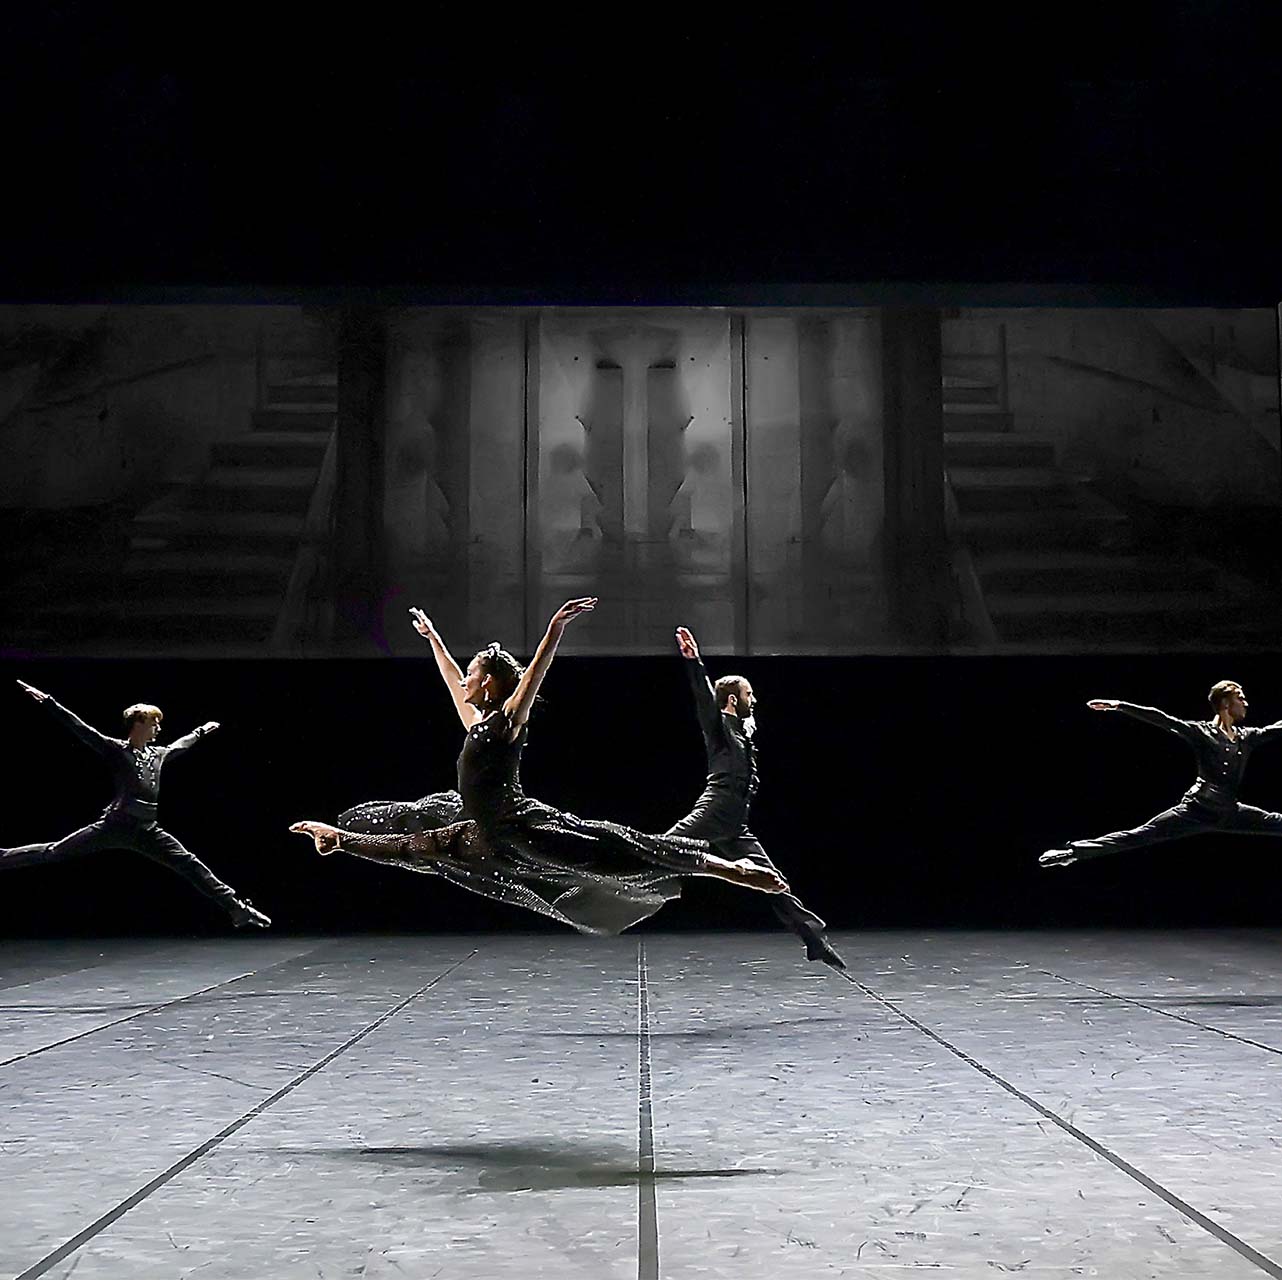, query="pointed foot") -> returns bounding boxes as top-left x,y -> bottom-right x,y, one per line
731,859 -> 789,894
289,821 -> 342,856
804,934 -> 847,971
230,899 -> 271,929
